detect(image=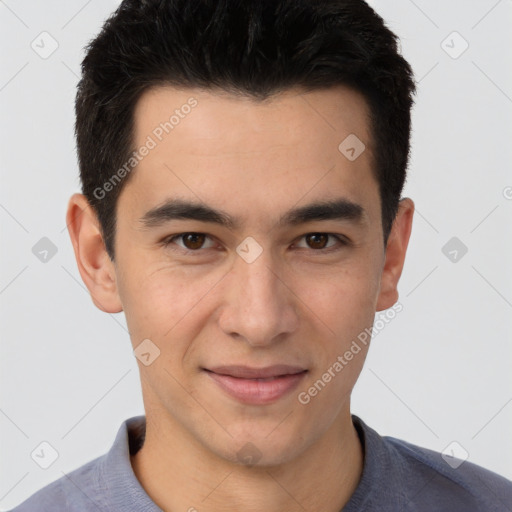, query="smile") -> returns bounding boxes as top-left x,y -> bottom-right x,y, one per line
203,365 -> 308,405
